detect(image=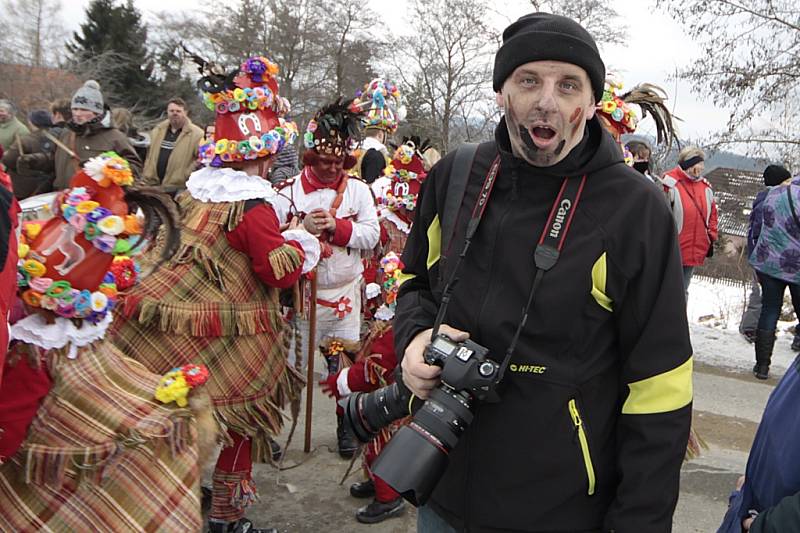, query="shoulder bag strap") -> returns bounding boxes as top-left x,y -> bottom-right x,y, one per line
440,143 -> 479,261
